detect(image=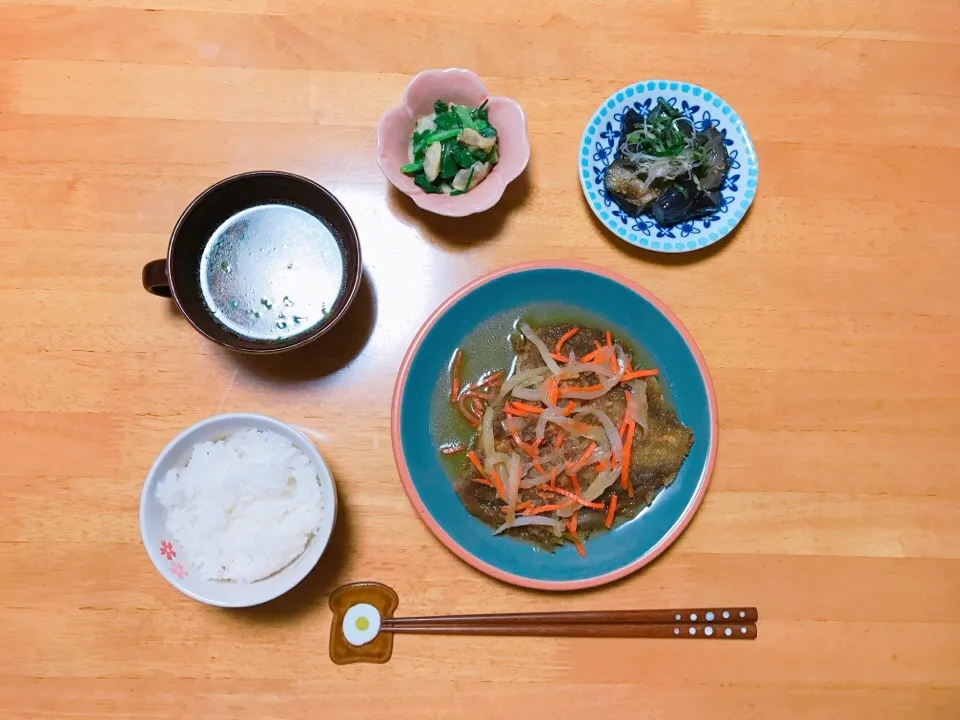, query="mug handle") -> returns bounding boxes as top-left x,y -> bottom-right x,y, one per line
142,260 -> 171,297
